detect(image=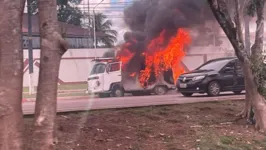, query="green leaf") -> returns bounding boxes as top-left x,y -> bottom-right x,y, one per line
93,12 -> 118,47
30,0 -> 83,26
